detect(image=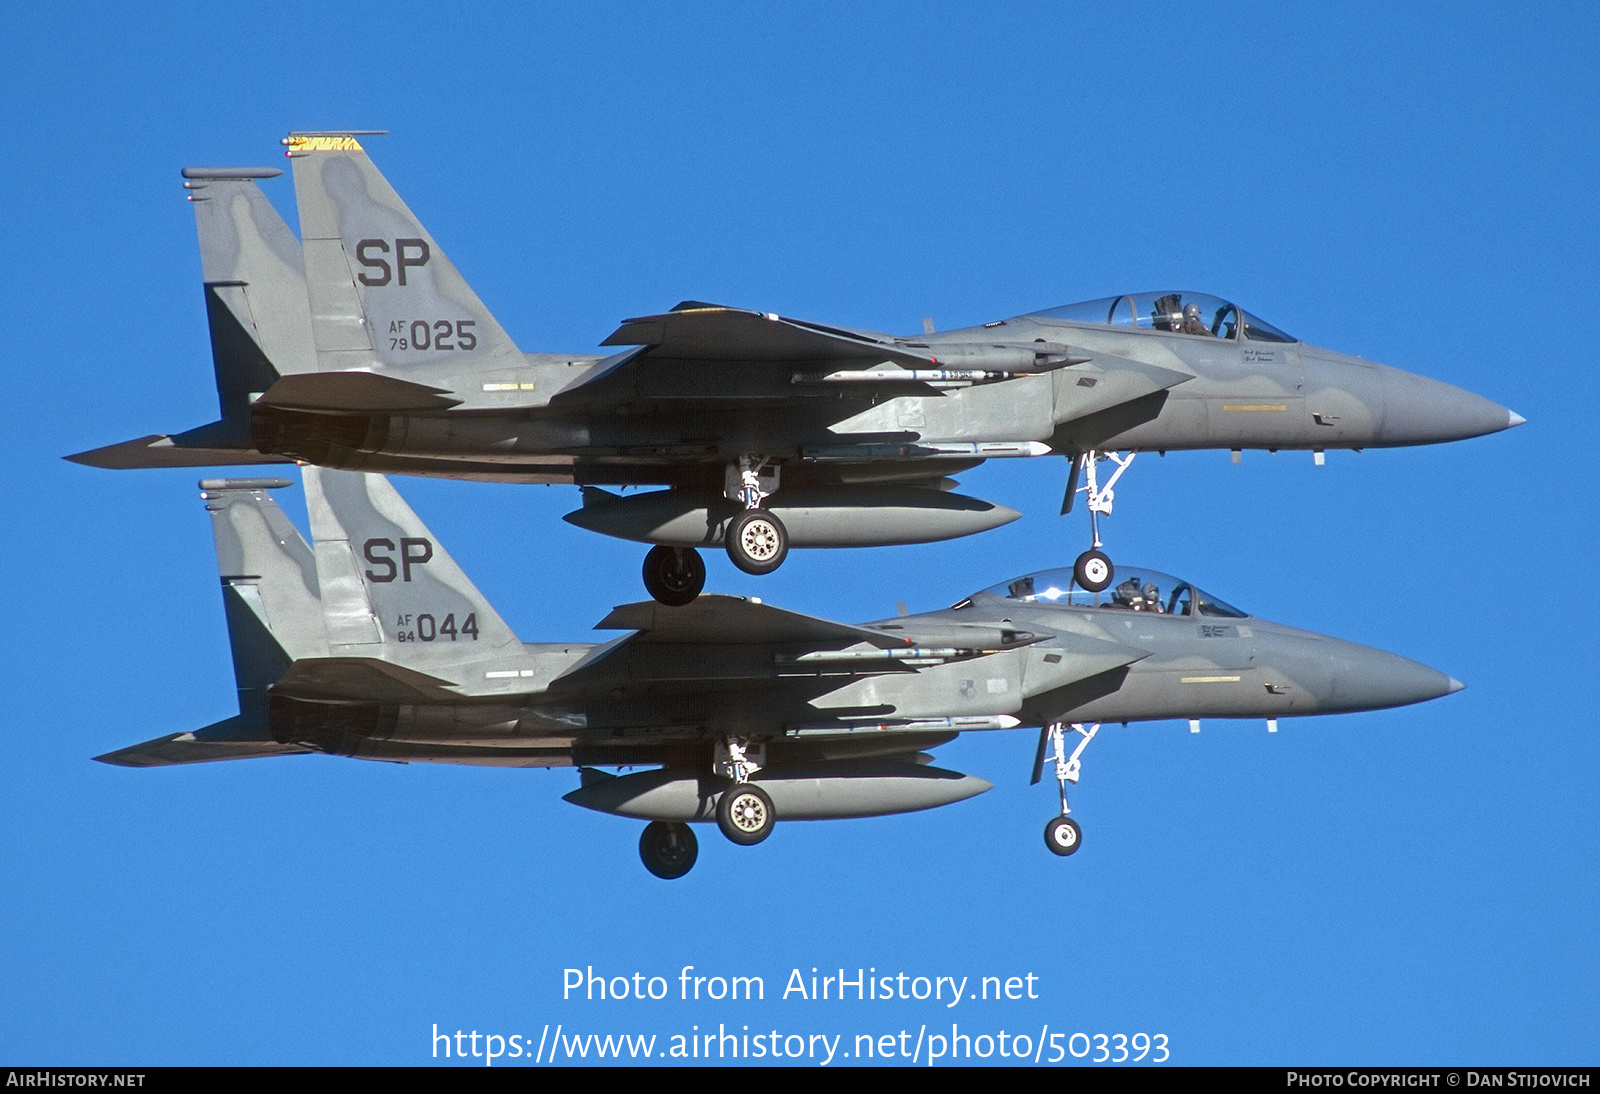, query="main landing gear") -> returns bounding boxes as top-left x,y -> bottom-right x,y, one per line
724,454 -> 787,576
1066,450 -> 1136,593
712,736 -> 774,843
635,738 -> 776,878
1032,721 -> 1099,858
717,783 -> 774,845
642,546 -> 705,606
725,509 -> 788,576
639,821 -> 698,879
641,455 -> 789,605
